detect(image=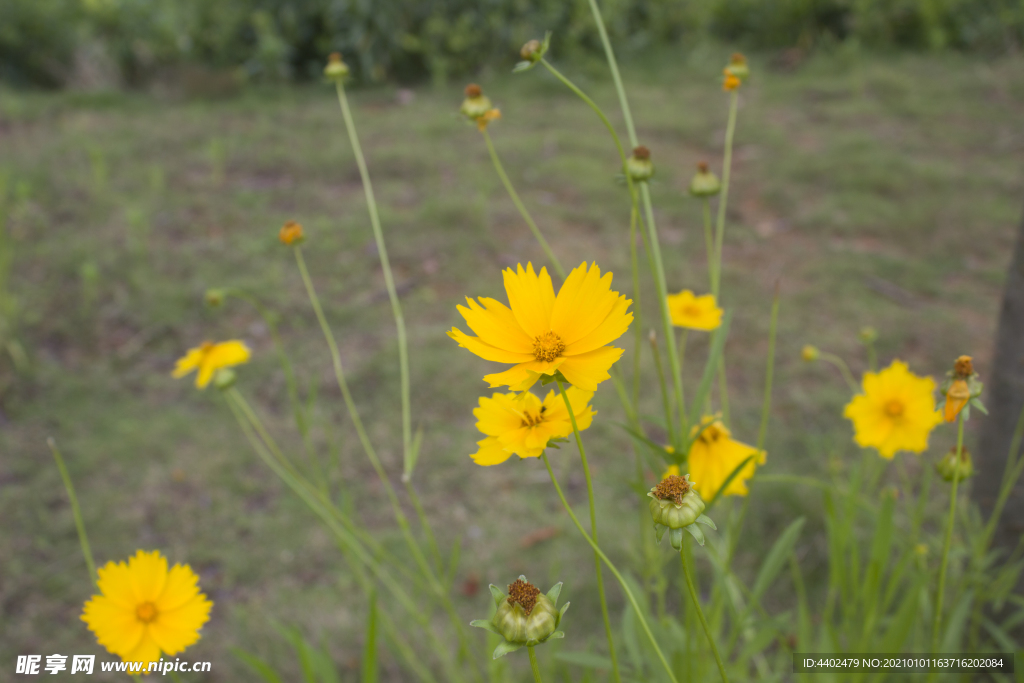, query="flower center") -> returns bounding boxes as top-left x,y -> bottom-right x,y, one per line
684,305 -> 703,318
136,602 -> 159,624
884,399 -> 905,417
654,475 -> 691,504
532,331 -> 565,363
507,578 -> 540,615
521,410 -> 544,428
